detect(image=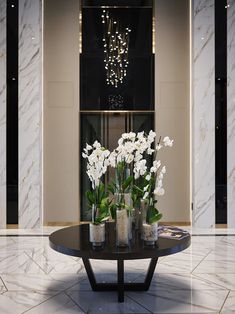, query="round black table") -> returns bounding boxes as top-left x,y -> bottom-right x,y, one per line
49,223 -> 190,302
